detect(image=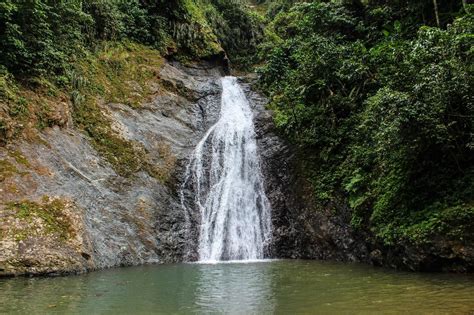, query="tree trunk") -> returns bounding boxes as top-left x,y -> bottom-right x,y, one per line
462,0 -> 468,12
433,0 -> 440,27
